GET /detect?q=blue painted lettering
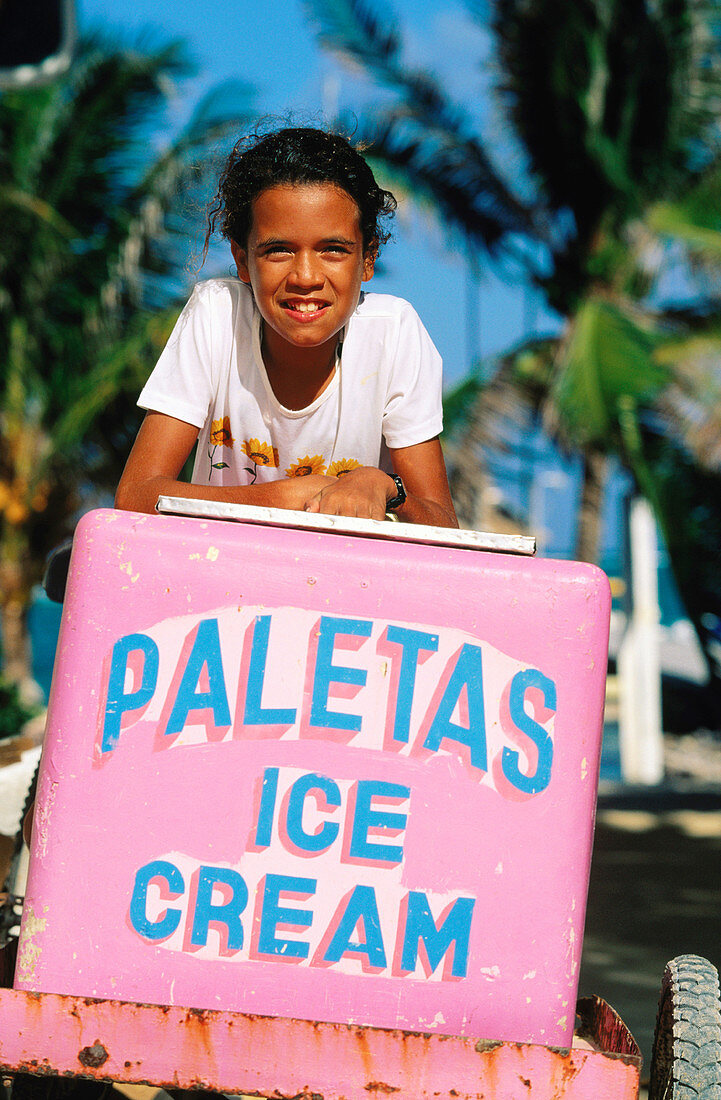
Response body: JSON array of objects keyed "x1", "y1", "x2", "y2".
[
  {"x1": 164, "y1": 619, "x2": 231, "y2": 736},
  {"x1": 423, "y1": 644, "x2": 488, "y2": 770},
  {"x1": 254, "y1": 766, "x2": 279, "y2": 848},
  {"x1": 244, "y1": 615, "x2": 297, "y2": 727},
  {"x1": 102, "y1": 633, "x2": 159, "y2": 753},
  {"x1": 286, "y1": 773, "x2": 341, "y2": 853},
  {"x1": 323, "y1": 885, "x2": 387, "y2": 967},
  {"x1": 401, "y1": 893, "x2": 475, "y2": 977},
  {"x1": 129, "y1": 859, "x2": 183, "y2": 940},
  {"x1": 349, "y1": 780, "x2": 409, "y2": 864},
  {"x1": 502, "y1": 669, "x2": 556, "y2": 793},
  {"x1": 190, "y1": 866, "x2": 248, "y2": 951},
  {"x1": 257, "y1": 874, "x2": 316, "y2": 959},
  {"x1": 383, "y1": 625, "x2": 439, "y2": 743},
  {"x1": 310, "y1": 616, "x2": 372, "y2": 732}
]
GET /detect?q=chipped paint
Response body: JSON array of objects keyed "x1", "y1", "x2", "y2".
[
  {"x1": 119, "y1": 562, "x2": 139, "y2": 583},
  {"x1": 0, "y1": 988, "x2": 640, "y2": 1099},
  {"x1": 33, "y1": 781, "x2": 58, "y2": 859},
  {"x1": 14, "y1": 905, "x2": 48, "y2": 983},
  {"x1": 78, "y1": 1042, "x2": 109, "y2": 1069},
  {"x1": 206, "y1": 546, "x2": 219, "y2": 561}
]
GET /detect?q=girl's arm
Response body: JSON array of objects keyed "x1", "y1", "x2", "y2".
[
  {"x1": 388, "y1": 437, "x2": 458, "y2": 528},
  {"x1": 303, "y1": 438, "x2": 458, "y2": 528},
  {"x1": 115, "y1": 411, "x2": 333, "y2": 514}
]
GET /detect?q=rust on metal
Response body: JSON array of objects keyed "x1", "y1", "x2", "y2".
[
  {"x1": 474, "y1": 1039, "x2": 503, "y2": 1053},
  {"x1": 77, "y1": 1042, "x2": 109, "y2": 1069},
  {"x1": 0, "y1": 988, "x2": 642, "y2": 1099},
  {"x1": 575, "y1": 996, "x2": 641, "y2": 1062}
]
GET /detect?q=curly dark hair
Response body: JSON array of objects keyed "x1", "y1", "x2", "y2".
[{"x1": 205, "y1": 126, "x2": 396, "y2": 260}]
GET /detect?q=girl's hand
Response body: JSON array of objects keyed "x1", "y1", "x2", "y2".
[
  {"x1": 277, "y1": 474, "x2": 336, "y2": 511},
  {"x1": 304, "y1": 467, "x2": 394, "y2": 520}
]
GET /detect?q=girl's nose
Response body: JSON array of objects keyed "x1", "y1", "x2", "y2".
[{"x1": 289, "y1": 251, "x2": 323, "y2": 288}]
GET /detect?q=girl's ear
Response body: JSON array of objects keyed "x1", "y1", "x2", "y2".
[
  {"x1": 230, "y1": 239, "x2": 251, "y2": 283},
  {"x1": 362, "y1": 244, "x2": 377, "y2": 282}
]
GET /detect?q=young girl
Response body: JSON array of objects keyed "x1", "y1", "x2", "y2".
[{"x1": 116, "y1": 126, "x2": 458, "y2": 528}]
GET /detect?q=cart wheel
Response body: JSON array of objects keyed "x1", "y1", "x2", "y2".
[{"x1": 649, "y1": 954, "x2": 721, "y2": 1100}]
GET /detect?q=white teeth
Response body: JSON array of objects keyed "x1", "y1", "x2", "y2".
[{"x1": 292, "y1": 301, "x2": 323, "y2": 312}]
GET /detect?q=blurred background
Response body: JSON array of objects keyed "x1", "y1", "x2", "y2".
[{"x1": 1, "y1": 0, "x2": 721, "y2": 1068}]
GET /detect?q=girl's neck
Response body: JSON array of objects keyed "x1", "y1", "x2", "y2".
[{"x1": 261, "y1": 325, "x2": 340, "y2": 411}]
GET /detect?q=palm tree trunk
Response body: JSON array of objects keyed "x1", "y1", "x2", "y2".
[{"x1": 576, "y1": 447, "x2": 608, "y2": 563}]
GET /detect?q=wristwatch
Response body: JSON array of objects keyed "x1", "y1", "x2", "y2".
[{"x1": 386, "y1": 474, "x2": 407, "y2": 511}]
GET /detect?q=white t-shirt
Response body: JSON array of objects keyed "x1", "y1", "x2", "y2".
[{"x1": 138, "y1": 279, "x2": 443, "y2": 485}]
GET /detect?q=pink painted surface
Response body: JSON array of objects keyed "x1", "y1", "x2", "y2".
[
  {"x1": 0, "y1": 988, "x2": 641, "y2": 1099},
  {"x1": 15, "y1": 508, "x2": 611, "y2": 1048}
]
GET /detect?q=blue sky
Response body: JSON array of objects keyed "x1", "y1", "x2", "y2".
[{"x1": 78, "y1": 0, "x2": 561, "y2": 388}]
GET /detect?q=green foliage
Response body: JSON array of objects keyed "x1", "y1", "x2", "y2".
[
  {"x1": 648, "y1": 167, "x2": 721, "y2": 263},
  {"x1": 0, "y1": 34, "x2": 255, "y2": 685},
  {"x1": 303, "y1": 0, "x2": 533, "y2": 257},
  {"x1": 0, "y1": 676, "x2": 39, "y2": 742},
  {"x1": 552, "y1": 297, "x2": 669, "y2": 447},
  {"x1": 641, "y1": 426, "x2": 721, "y2": 709},
  {"x1": 306, "y1": 0, "x2": 721, "y2": 310},
  {"x1": 0, "y1": 34, "x2": 254, "y2": 581},
  {"x1": 442, "y1": 372, "x2": 485, "y2": 434},
  {"x1": 309, "y1": 0, "x2": 721, "y2": 699}
]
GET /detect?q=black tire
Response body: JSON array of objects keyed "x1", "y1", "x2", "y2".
[{"x1": 649, "y1": 954, "x2": 721, "y2": 1100}]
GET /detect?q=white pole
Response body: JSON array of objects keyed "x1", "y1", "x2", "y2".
[{"x1": 617, "y1": 496, "x2": 664, "y2": 784}]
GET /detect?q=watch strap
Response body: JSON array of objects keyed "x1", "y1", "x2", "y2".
[{"x1": 386, "y1": 474, "x2": 407, "y2": 511}]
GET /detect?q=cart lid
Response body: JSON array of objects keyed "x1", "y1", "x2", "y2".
[{"x1": 156, "y1": 495, "x2": 537, "y2": 555}]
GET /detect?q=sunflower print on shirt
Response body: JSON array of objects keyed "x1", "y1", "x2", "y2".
[
  {"x1": 327, "y1": 458, "x2": 362, "y2": 478},
  {"x1": 208, "y1": 417, "x2": 234, "y2": 477},
  {"x1": 242, "y1": 438, "x2": 280, "y2": 484},
  {"x1": 286, "y1": 455, "x2": 327, "y2": 478}
]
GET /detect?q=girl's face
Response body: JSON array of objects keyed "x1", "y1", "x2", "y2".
[{"x1": 231, "y1": 182, "x2": 375, "y2": 365}]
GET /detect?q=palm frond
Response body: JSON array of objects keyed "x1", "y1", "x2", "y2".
[
  {"x1": 550, "y1": 296, "x2": 668, "y2": 448},
  {"x1": 305, "y1": 0, "x2": 533, "y2": 254},
  {"x1": 0, "y1": 35, "x2": 258, "y2": 573},
  {"x1": 653, "y1": 325, "x2": 721, "y2": 470},
  {"x1": 305, "y1": 0, "x2": 400, "y2": 73}
]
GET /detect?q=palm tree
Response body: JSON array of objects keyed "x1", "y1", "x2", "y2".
[
  {"x1": 306, "y1": 0, "x2": 720, "y2": 530},
  {"x1": 305, "y1": 0, "x2": 721, "y2": 710},
  {"x1": 0, "y1": 35, "x2": 254, "y2": 696}
]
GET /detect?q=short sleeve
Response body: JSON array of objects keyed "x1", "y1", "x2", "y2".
[
  {"x1": 381, "y1": 302, "x2": 444, "y2": 449},
  {"x1": 137, "y1": 283, "x2": 217, "y2": 429}
]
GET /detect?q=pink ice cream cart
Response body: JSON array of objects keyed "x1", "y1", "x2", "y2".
[{"x1": 1, "y1": 502, "x2": 718, "y2": 1098}]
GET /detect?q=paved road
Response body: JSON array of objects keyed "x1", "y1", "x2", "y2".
[{"x1": 579, "y1": 786, "x2": 721, "y2": 1074}]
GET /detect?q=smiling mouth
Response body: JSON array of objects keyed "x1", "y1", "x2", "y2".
[{"x1": 283, "y1": 300, "x2": 329, "y2": 314}]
